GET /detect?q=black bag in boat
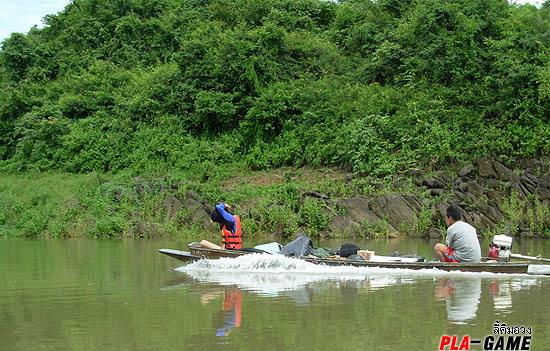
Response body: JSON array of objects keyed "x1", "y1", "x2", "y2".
[
  {"x1": 281, "y1": 235, "x2": 313, "y2": 257},
  {"x1": 338, "y1": 243, "x2": 360, "y2": 258}
]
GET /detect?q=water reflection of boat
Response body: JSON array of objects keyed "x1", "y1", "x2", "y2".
[
  {"x1": 165, "y1": 255, "x2": 545, "y2": 339},
  {"x1": 488, "y1": 277, "x2": 539, "y2": 313},
  {"x1": 159, "y1": 246, "x2": 550, "y2": 275},
  {"x1": 434, "y1": 276, "x2": 540, "y2": 323},
  {"x1": 435, "y1": 277, "x2": 481, "y2": 323}
]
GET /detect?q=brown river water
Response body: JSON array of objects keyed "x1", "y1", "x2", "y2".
[{"x1": 1, "y1": 238, "x2": 550, "y2": 350}]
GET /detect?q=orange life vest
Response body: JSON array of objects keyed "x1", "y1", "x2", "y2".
[{"x1": 222, "y1": 215, "x2": 242, "y2": 250}]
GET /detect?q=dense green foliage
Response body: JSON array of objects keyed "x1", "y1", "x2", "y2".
[{"x1": 0, "y1": 0, "x2": 548, "y2": 176}]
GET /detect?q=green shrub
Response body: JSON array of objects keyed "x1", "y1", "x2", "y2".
[
  {"x1": 12, "y1": 105, "x2": 70, "y2": 171},
  {"x1": 526, "y1": 197, "x2": 550, "y2": 237},
  {"x1": 500, "y1": 192, "x2": 523, "y2": 235},
  {"x1": 298, "y1": 197, "x2": 333, "y2": 234}
]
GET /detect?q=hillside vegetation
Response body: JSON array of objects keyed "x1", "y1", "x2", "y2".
[
  {"x1": 1, "y1": 0, "x2": 548, "y2": 175},
  {"x1": 0, "y1": 0, "x2": 549, "y2": 238}
]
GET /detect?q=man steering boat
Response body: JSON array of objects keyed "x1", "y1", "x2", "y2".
[{"x1": 434, "y1": 205, "x2": 481, "y2": 263}]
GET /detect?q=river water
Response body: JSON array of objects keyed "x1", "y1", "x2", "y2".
[{"x1": 1, "y1": 238, "x2": 550, "y2": 350}]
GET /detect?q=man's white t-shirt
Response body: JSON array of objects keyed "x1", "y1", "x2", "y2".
[{"x1": 446, "y1": 221, "x2": 481, "y2": 263}]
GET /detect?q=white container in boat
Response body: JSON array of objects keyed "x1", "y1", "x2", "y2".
[
  {"x1": 358, "y1": 250, "x2": 374, "y2": 261},
  {"x1": 493, "y1": 235, "x2": 513, "y2": 248}
]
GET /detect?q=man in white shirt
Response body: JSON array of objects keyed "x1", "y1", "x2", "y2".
[{"x1": 434, "y1": 205, "x2": 481, "y2": 263}]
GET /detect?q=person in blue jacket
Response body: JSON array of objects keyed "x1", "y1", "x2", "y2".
[{"x1": 200, "y1": 203, "x2": 243, "y2": 250}]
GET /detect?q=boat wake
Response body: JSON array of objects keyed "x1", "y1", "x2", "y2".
[
  {"x1": 173, "y1": 254, "x2": 541, "y2": 301},
  {"x1": 178, "y1": 254, "x2": 416, "y2": 295},
  {"x1": 176, "y1": 253, "x2": 535, "y2": 277}
]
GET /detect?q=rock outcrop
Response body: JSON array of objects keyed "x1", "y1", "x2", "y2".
[
  {"x1": 328, "y1": 157, "x2": 549, "y2": 237},
  {"x1": 124, "y1": 157, "x2": 549, "y2": 238}
]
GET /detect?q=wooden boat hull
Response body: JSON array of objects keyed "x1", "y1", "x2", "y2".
[
  {"x1": 159, "y1": 249, "x2": 201, "y2": 262},
  {"x1": 159, "y1": 246, "x2": 550, "y2": 275}
]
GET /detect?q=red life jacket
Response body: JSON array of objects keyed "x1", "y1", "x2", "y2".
[{"x1": 222, "y1": 215, "x2": 242, "y2": 250}]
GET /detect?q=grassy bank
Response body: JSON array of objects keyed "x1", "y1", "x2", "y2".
[
  {"x1": 2, "y1": 164, "x2": 548, "y2": 239},
  {"x1": 0, "y1": 167, "x2": 349, "y2": 239}
]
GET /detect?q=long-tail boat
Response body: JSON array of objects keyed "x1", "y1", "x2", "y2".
[{"x1": 159, "y1": 243, "x2": 550, "y2": 275}]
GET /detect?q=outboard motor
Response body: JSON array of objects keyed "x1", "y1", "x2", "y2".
[{"x1": 489, "y1": 235, "x2": 513, "y2": 262}]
